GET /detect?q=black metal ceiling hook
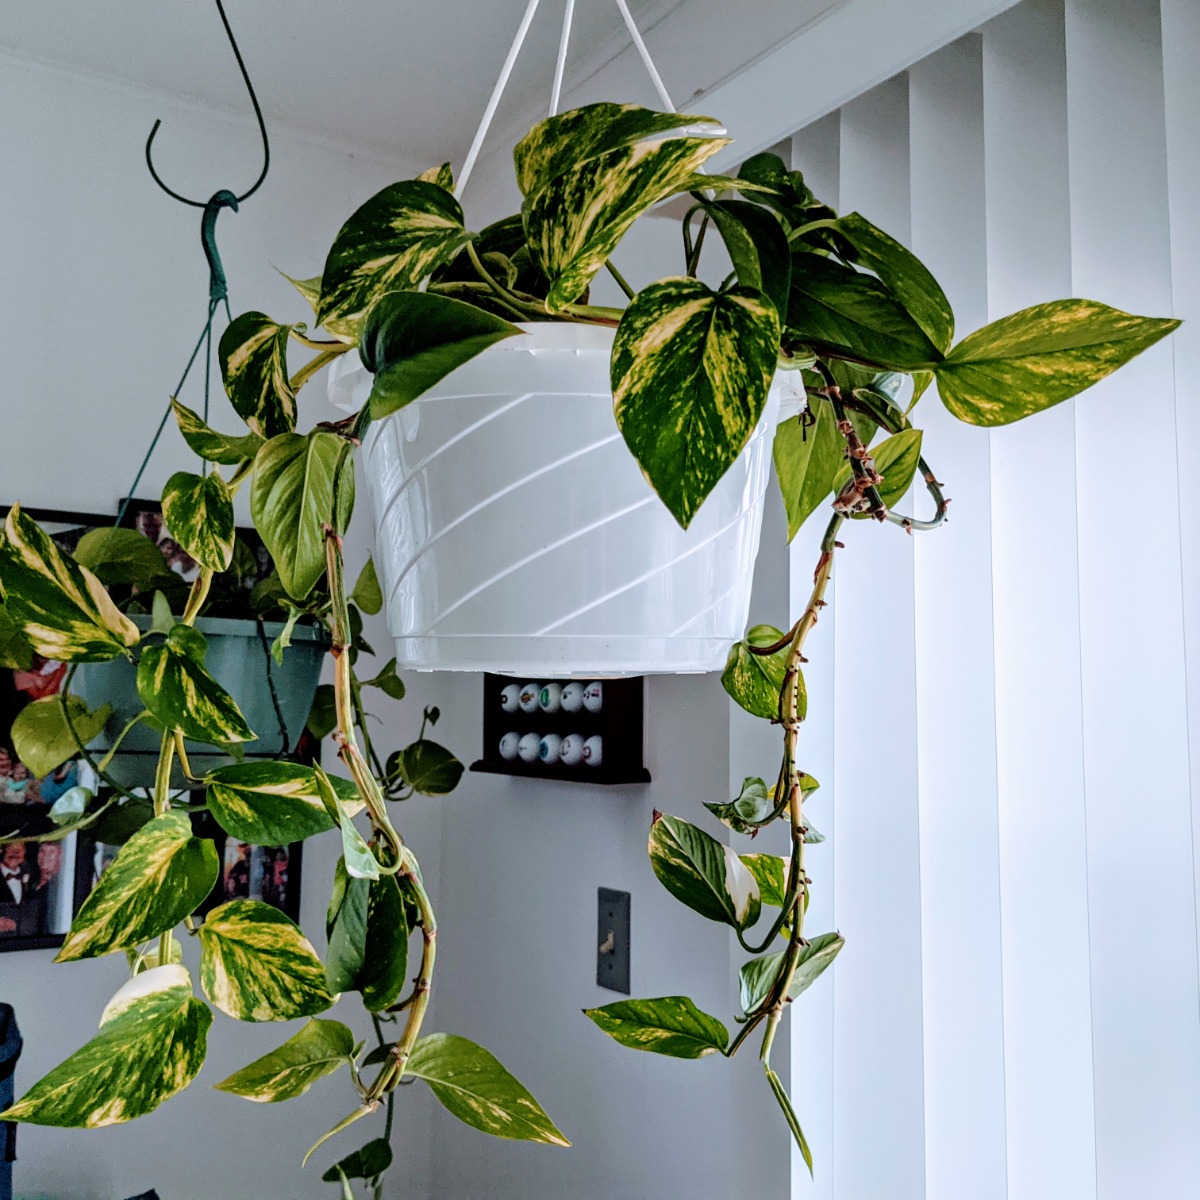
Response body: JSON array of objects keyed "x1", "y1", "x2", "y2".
[{"x1": 144, "y1": 0, "x2": 271, "y2": 208}]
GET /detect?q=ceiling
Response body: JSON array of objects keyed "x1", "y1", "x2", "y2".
[{"x1": 0, "y1": 0, "x2": 838, "y2": 164}]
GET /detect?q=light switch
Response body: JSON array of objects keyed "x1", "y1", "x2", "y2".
[{"x1": 597, "y1": 887, "x2": 630, "y2": 994}]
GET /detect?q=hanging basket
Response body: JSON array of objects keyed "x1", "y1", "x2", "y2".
[
  {"x1": 73, "y1": 615, "x2": 328, "y2": 788},
  {"x1": 330, "y1": 322, "x2": 800, "y2": 676}
]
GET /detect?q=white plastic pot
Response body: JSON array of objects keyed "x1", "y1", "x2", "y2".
[{"x1": 329, "y1": 322, "x2": 800, "y2": 676}]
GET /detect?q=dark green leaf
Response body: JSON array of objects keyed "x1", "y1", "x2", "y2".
[
  {"x1": 406, "y1": 1033, "x2": 570, "y2": 1146},
  {"x1": 360, "y1": 290, "x2": 521, "y2": 418},
  {"x1": 219, "y1": 311, "x2": 297, "y2": 439},
  {"x1": 0, "y1": 602, "x2": 33, "y2": 669},
  {"x1": 706, "y1": 199, "x2": 791, "y2": 319},
  {"x1": 251, "y1": 431, "x2": 354, "y2": 600},
  {"x1": 934, "y1": 299, "x2": 1180, "y2": 426},
  {"x1": 773, "y1": 399, "x2": 843, "y2": 541},
  {"x1": 171, "y1": 398, "x2": 265, "y2": 465},
  {"x1": 322, "y1": 1138, "x2": 394, "y2": 1183},
  {"x1": 396, "y1": 739, "x2": 464, "y2": 796},
  {"x1": 361, "y1": 656, "x2": 405, "y2": 701},
  {"x1": 648, "y1": 812, "x2": 760, "y2": 930},
  {"x1": 612, "y1": 279, "x2": 780, "y2": 528},
  {"x1": 136, "y1": 624, "x2": 255, "y2": 745},
  {"x1": 0, "y1": 504, "x2": 140, "y2": 662},
  {"x1": 161, "y1": 471, "x2": 235, "y2": 572},
  {"x1": 306, "y1": 683, "x2": 337, "y2": 739},
  {"x1": 325, "y1": 866, "x2": 368, "y2": 995},
  {"x1": 360, "y1": 874, "x2": 409, "y2": 1012},
  {"x1": 584, "y1": 996, "x2": 728, "y2": 1059},
  {"x1": 0, "y1": 965, "x2": 210, "y2": 1127},
  {"x1": 349, "y1": 557, "x2": 383, "y2": 615},
  {"x1": 787, "y1": 253, "x2": 941, "y2": 370},
  {"x1": 318, "y1": 181, "x2": 473, "y2": 342},
  {"x1": 56, "y1": 812, "x2": 219, "y2": 960}
]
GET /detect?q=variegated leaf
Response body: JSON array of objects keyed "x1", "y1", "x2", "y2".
[
  {"x1": 513, "y1": 101, "x2": 721, "y2": 197},
  {"x1": 722, "y1": 624, "x2": 802, "y2": 721},
  {"x1": 11, "y1": 693, "x2": 110, "y2": 778},
  {"x1": 0, "y1": 504, "x2": 139, "y2": 661},
  {"x1": 648, "y1": 812, "x2": 760, "y2": 931},
  {"x1": 72, "y1": 527, "x2": 175, "y2": 590},
  {"x1": 787, "y1": 252, "x2": 942, "y2": 370},
  {"x1": 161, "y1": 471, "x2": 235, "y2": 572},
  {"x1": 279, "y1": 270, "x2": 321, "y2": 314},
  {"x1": 218, "y1": 311, "x2": 297, "y2": 438},
  {"x1": 584, "y1": 996, "x2": 729, "y2": 1059},
  {"x1": 206, "y1": 760, "x2": 363, "y2": 845},
  {"x1": 56, "y1": 812, "x2": 218, "y2": 961},
  {"x1": 0, "y1": 966, "x2": 210, "y2": 1128},
  {"x1": 525, "y1": 136, "x2": 727, "y2": 311},
  {"x1": 199, "y1": 899, "x2": 332, "y2": 1021},
  {"x1": 934, "y1": 299, "x2": 1180, "y2": 426},
  {"x1": 171, "y1": 398, "x2": 264, "y2": 465},
  {"x1": 612, "y1": 278, "x2": 779, "y2": 527},
  {"x1": 406, "y1": 1033, "x2": 570, "y2": 1146},
  {"x1": 738, "y1": 932, "x2": 844, "y2": 1014},
  {"x1": 774, "y1": 398, "x2": 843, "y2": 541},
  {"x1": 360, "y1": 289, "x2": 521, "y2": 418},
  {"x1": 835, "y1": 213, "x2": 954, "y2": 352},
  {"x1": 315, "y1": 766, "x2": 379, "y2": 880},
  {"x1": 251, "y1": 431, "x2": 354, "y2": 601},
  {"x1": 740, "y1": 853, "x2": 789, "y2": 909},
  {"x1": 136, "y1": 624, "x2": 255, "y2": 745},
  {"x1": 393, "y1": 738, "x2": 464, "y2": 796},
  {"x1": 215, "y1": 1017, "x2": 355, "y2": 1103},
  {"x1": 417, "y1": 162, "x2": 453, "y2": 190},
  {"x1": 831, "y1": 427, "x2": 923, "y2": 511},
  {"x1": 0, "y1": 601, "x2": 33, "y2": 669},
  {"x1": 317, "y1": 181, "x2": 474, "y2": 342}
]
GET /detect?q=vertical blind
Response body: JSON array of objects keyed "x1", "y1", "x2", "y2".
[{"x1": 786, "y1": 1, "x2": 1200, "y2": 1196}]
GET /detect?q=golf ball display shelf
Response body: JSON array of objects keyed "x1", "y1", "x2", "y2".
[{"x1": 470, "y1": 673, "x2": 650, "y2": 785}]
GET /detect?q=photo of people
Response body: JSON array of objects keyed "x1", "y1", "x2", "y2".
[
  {"x1": 220, "y1": 838, "x2": 297, "y2": 917},
  {"x1": 0, "y1": 836, "x2": 76, "y2": 940}
]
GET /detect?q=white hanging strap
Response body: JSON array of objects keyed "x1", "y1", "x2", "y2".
[
  {"x1": 549, "y1": 0, "x2": 576, "y2": 117},
  {"x1": 455, "y1": 0, "x2": 544, "y2": 199},
  {"x1": 612, "y1": 0, "x2": 675, "y2": 112}
]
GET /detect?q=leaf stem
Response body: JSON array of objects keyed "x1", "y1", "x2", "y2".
[
  {"x1": 604, "y1": 259, "x2": 636, "y2": 301},
  {"x1": 465, "y1": 242, "x2": 543, "y2": 321}
]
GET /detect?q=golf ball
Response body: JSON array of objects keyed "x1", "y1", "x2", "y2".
[
  {"x1": 538, "y1": 733, "x2": 563, "y2": 764},
  {"x1": 518, "y1": 683, "x2": 540, "y2": 713},
  {"x1": 517, "y1": 732, "x2": 541, "y2": 762},
  {"x1": 582, "y1": 735, "x2": 603, "y2": 767},
  {"x1": 539, "y1": 682, "x2": 562, "y2": 713},
  {"x1": 498, "y1": 731, "x2": 520, "y2": 760},
  {"x1": 560, "y1": 733, "x2": 585, "y2": 765},
  {"x1": 561, "y1": 681, "x2": 585, "y2": 713},
  {"x1": 582, "y1": 681, "x2": 604, "y2": 713},
  {"x1": 500, "y1": 683, "x2": 521, "y2": 712}
]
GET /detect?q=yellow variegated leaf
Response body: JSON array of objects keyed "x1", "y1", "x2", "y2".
[
  {"x1": 278, "y1": 270, "x2": 322, "y2": 315},
  {"x1": 161, "y1": 470, "x2": 235, "y2": 572},
  {"x1": 0, "y1": 965, "x2": 210, "y2": 1128},
  {"x1": 934, "y1": 299, "x2": 1180, "y2": 426},
  {"x1": 219, "y1": 311, "x2": 297, "y2": 439},
  {"x1": 417, "y1": 162, "x2": 453, "y2": 190},
  {"x1": 215, "y1": 1017, "x2": 355, "y2": 1102},
  {"x1": 612, "y1": 278, "x2": 780, "y2": 528},
  {"x1": 513, "y1": 101, "x2": 721, "y2": 197},
  {"x1": 524, "y1": 136, "x2": 728, "y2": 311},
  {"x1": 171, "y1": 398, "x2": 264, "y2": 465},
  {"x1": 199, "y1": 899, "x2": 333, "y2": 1022},
  {"x1": 584, "y1": 996, "x2": 729, "y2": 1059},
  {"x1": 317, "y1": 181, "x2": 473, "y2": 342},
  {"x1": 136, "y1": 624, "x2": 255, "y2": 745},
  {"x1": 0, "y1": 504, "x2": 139, "y2": 662},
  {"x1": 56, "y1": 814, "x2": 219, "y2": 961},
  {"x1": 648, "y1": 812, "x2": 760, "y2": 930},
  {"x1": 11, "y1": 693, "x2": 110, "y2": 778}
]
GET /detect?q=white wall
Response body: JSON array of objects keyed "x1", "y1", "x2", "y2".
[{"x1": 0, "y1": 52, "x2": 446, "y2": 1200}]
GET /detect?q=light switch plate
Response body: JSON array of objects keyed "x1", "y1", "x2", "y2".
[{"x1": 597, "y1": 887, "x2": 631, "y2": 993}]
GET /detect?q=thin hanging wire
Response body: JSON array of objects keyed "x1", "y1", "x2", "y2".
[
  {"x1": 612, "y1": 0, "x2": 675, "y2": 111},
  {"x1": 144, "y1": 0, "x2": 270, "y2": 206},
  {"x1": 549, "y1": 0, "x2": 576, "y2": 117}
]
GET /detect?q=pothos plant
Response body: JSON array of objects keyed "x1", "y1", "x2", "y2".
[{"x1": 0, "y1": 98, "x2": 1176, "y2": 1188}]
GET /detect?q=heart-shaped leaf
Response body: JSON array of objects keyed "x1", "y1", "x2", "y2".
[
  {"x1": 218, "y1": 311, "x2": 297, "y2": 439},
  {"x1": 206, "y1": 760, "x2": 362, "y2": 845},
  {"x1": 251, "y1": 431, "x2": 354, "y2": 601},
  {"x1": 171, "y1": 399, "x2": 265, "y2": 465},
  {"x1": 705, "y1": 199, "x2": 791, "y2": 319},
  {"x1": 722, "y1": 624, "x2": 803, "y2": 721},
  {"x1": 136, "y1": 624, "x2": 255, "y2": 745},
  {"x1": 773, "y1": 399, "x2": 844, "y2": 541},
  {"x1": 0, "y1": 965, "x2": 211, "y2": 1127},
  {"x1": 72, "y1": 527, "x2": 175, "y2": 590},
  {"x1": 0, "y1": 504, "x2": 139, "y2": 662},
  {"x1": 738, "y1": 932, "x2": 844, "y2": 1013},
  {"x1": 349, "y1": 556, "x2": 382, "y2": 615},
  {"x1": 360, "y1": 290, "x2": 521, "y2": 418},
  {"x1": 215, "y1": 1017, "x2": 355, "y2": 1103},
  {"x1": 11, "y1": 693, "x2": 110, "y2": 779},
  {"x1": 406, "y1": 1033, "x2": 569, "y2": 1146},
  {"x1": 56, "y1": 812, "x2": 219, "y2": 960},
  {"x1": 934, "y1": 299, "x2": 1179, "y2": 426},
  {"x1": 584, "y1": 996, "x2": 728, "y2": 1059},
  {"x1": 321, "y1": 1138, "x2": 394, "y2": 1184},
  {"x1": 318, "y1": 181, "x2": 474, "y2": 342},
  {"x1": 648, "y1": 812, "x2": 760, "y2": 930},
  {"x1": 199, "y1": 899, "x2": 332, "y2": 1022},
  {"x1": 740, "y1": 853, "x2": 789, "y2": 909},
  {"x1": 612, "y1": 279, "x2": 780, "y2": 528},
  {"x1": 394, "y1": 739, "x2": 464, "y2": 796},
  {"x1": 161, "y1": 471, "x2": 235, "y2": 572}
]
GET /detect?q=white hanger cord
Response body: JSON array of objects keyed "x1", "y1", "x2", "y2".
[
  {"x1": 454, "y1": 0, "x2": 543, "y2": 199},
  {"x1": 611, "y1": 0, "x2": 675, "y2": 112},
  {"x1": 549, "y1": 0, "x2": 576, "y2": 117}
]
